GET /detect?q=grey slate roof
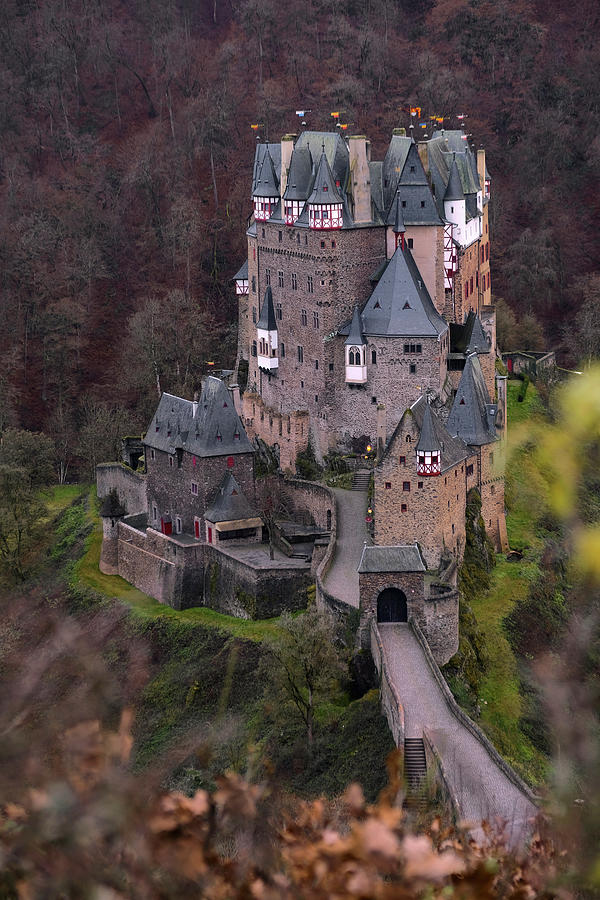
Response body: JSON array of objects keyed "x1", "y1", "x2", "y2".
[
  {"x1": 283, "y1": 146, "x2": 313, "y2": 201},
  {"x1": 384, "y1": 143, "x2": 442, "y2": 227},
  {"x1": 252, "y1": 143, "x2": 281, "y2": 196},
  {"x1": 444, "y1": 158, "x2": 464, "y2": 201},
  {"x1": 415, "y1": 403, "x2": 441, "y2": 453},
  {"x1": 345, "y1": 305, "x2": 365, "y2": 346},
  {"x1": 425, "y1": 131, "x2": 482, "y2": 220},
  {"x1": 409, "y1": 396, "x2": 469, "y2": 471},
  {"x1": 144, "y1": 377, "x2": 253, "y2": 458},
  {"x1": 450, "y1": 311, "x2": 490, "y2": 355},
  {"x1": 307, "y1": 150, "x2": 344, "y2": 205},
  {"x1": 447, "y1": 354, "x2": 497, "y2": 446},
  {"x1": 382, "y1": 133, "x2": 412, "y2": 209},
  {"x1": 386, "y1": 190, "x2": 406, "y2": 233},
  {"x1": 358, "y1": 543, "x2": 426, "y2": 573},
  {"x1": 294, "y1": 131, "x2": 349, "y2": 189},
  {"x1": 252, "y1": 146, "x2": 280, "y2": 198},
  {"x1": 357, "y1": 247, "x2": 448, "y2": 338},
  {"x1": 257, "y1": 285, "x2": 277, "y2": 331},
  {"x1": 204, "y1": 473, "x2": 259, "y2": 525},
  {"x1": 233, "y1": 260, "x2": 248, "y2": 281}
]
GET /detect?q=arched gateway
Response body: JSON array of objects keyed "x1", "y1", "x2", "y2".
[{"x1": 376, "y1": 587, "x2": 408, "y2": 623}]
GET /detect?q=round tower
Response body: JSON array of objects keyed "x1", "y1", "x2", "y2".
[{"x1": 99, "y1": 488, "x2": 126, "y2": 576}]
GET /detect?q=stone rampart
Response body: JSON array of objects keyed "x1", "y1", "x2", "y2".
[
  {"x1": 422, "y1": 729, "x2": 460, "y2": 822},
  {"x1": 97, "y1": 463, "x2": 147, "y2": 514},
  {"x1": 370, "y1": 620, "x2": 405, "y2": 750}
]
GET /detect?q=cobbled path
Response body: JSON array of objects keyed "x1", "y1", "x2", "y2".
[{"x1": 323, "y1": 487, "x2": 370, "y2": 608}]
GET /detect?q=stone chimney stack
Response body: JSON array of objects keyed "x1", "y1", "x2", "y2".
[
  {"x1": 477, "y1": 148, "x2": 486, "y2": 191},
  {"x1": 192, "y1": 391, "x2": 199, "y2": 418},
  {"x1": 280, "y1": 134, "x2": 296, "y2": 199},
  {"x1": 348, "y1": 135, "x2": 372, "y2": 224}
]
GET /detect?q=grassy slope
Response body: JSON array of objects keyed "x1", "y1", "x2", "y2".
[
  {"x1": 72, "y1": 491, "x2": 394, "y2": 798},
  {"x1": 468, "y1": 380, "x2": 549, "y2": 786}
]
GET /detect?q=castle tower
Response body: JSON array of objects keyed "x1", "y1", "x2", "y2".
[
  {"x1": 253, "y1": 146, "x2": 280, "y2": 222},
  {"x1": 282, "y1": 143, "x2": 312, "y2": 224},
  {"x1": 443, "y1": 156, "x2": 466, "y2": 242},
  {"x1": 99, "y1": 489, "x2": 126, "y2": 575},
  {"x1": 387, "y1": 190, "x2": 406, "y2": 255},
  {"x1": 416, "y1": 403, "x2": 442, "y2": 476},
  {"x1": 307, "y1": 148, "x2": 343, "y2": 230},
  {"x1": 344, "y1": 306, "x2": 367, "y2": 384},
  {"x1": 256, "y1": 285, "x2": 278, "y2": 371}
]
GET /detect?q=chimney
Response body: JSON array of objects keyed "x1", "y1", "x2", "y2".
[
  {"x1": 192, "y1": 391, "x2": 199, "y2": 417},
  {"x1": 280, "y1": 134, "x2": 296, "y2": 199},
  {"x1": 348, "y1": 135, "x2": 372, "y2": 224},
  {"x1": 477, "y1": 148, "x2": 486, "y2": 191},
  {"x1": 230, "y1": 383, "x2": 242, "y2": 416}
]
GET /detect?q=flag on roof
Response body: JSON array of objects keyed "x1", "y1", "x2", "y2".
[
  {"x1": 410, "y1": 106, "x2": 422, "y2": 117},
  {"x1": 330, "y1": 111, "x2": 340, "y2": 118}
]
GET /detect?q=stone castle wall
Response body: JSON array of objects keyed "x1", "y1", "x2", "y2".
[{"x1": 96, "y1": 463, "x2": 147, "y2": 514}]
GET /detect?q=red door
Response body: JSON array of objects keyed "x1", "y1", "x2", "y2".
[
  {"x1": 207, "y1": 527, "x2": 213, "y2": 544},
  {"x1": 194, "y1": 520, "x2": 200, "y2": 539},
  {"x1": 161, "y1": 518, "x2": 172, "y2": 536}
]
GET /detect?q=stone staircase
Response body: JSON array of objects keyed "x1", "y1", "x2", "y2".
[
  {"x1": 404, "y1": 737, "x2": 427, "y2": 809},
  {"x1": 351, "y1": 469, "x2": 371, "y2": 491}
]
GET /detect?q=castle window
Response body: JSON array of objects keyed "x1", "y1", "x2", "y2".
[
  {"x1": 452, "y1": 523, "x2": 455, "y2": 534},
  {"x1": 153, "y1": 505, "x2": 157, "y2": 521},
  {"x1": 313, "y1": 311, "x2": 319, "y2": 328},
  {"x1": 321, "y1": 240, "x2": 325, "y2": 248},
  {"x1": 227, "y1": 456, "x2": 234, "y2": 468},
  {"x1": 401, "y1": 503, "x2": 407, "y2": 512},
  {"x1": 234, "y1": 431, "x2": 240, "y2": 441},
  {"x1": 420, "y1": 200, "x2": 425, "y2": 208},
  {"x1": 278, "y1": 270, "x2": 284, "y2": 287},
  {"x1": 301, "y1": 380, "x2": 304, "y2": 387},
  {"x1": 291, "y1": 273, "x2": 297, "y2": 290},
  {"x1": 418, "y1": 481, "x2": 423, "y2": 489},
  {"x1": 315, "y1": 359, "x2": 319, "y2": 370},
  {"x1": 280, "y1": 342, "x2": 285, "y2": 358},
  {"x1": 176, "y1": 517, "x2": 182, "y2": 534},
  {"x1": 332, "y1": 240, "x2": 336, "y2": 248},
  {"x1": 466, "y1": 464, "x2": 473, "y2": 476},
  {"x1": 150, "y1": 449, "x2": 155, "y2": 460},
  {"x1": 406, "y1": 435, "x2": 411, "y2": 443},
  {"x1": 410, "y1": 364, "x2": 417, "y2": 374},
  {"x1": 252, "y1": 307, "x2": 257, "y2": 323},
  {"x1": 216, "y1": 432, "x2": 222, "y2": 442},
  {"x1": 252, "y1": 276, "x2": 256, "y2": 292},
  {"x1": 491, "y1": 484, "x2": 495, "y2": 494},
  {"x1": 252, "y1": 340, "x2": 257, "y2": 357},
  {"x1": 278, "y1": 230, "x2": 282, "y2": 242},
  {"x1": 176, "y1": 448, "x2": 183, "y2": 469},
  {"x1": 486, "y1": 242, "x2": 489, "y2": 260},
  {"x1": 301, "y1": 308, "x2": 307, "y2": 326},
  {"x1": 262, "y1": 228, "x2": 265, "y2": 238},
  {"x1": 265, "y1": 268, "x2": 271, "y2": 285},
  {"x1": 403, "y1": 481, "x2": 410, "y2": 492},
  {"x1": 329, "y1": 362, "x2": 334, "y2": 371},
  {"x1": 490, "y1": 452, "x2": 494, "y2": 464},
  {"x1": 276, "y1": 302, "x2": 282, "y2": 320},
  {"x1": 315, "y1": 395, "x2": 318, "y2": 403},
  {"x1": 407, "y1": 238, "x2": 413, "y2": 249},
  {"x1": 371, "y1": 396, "x2": 377, "y2": 404},
  {"x1": 191, "y1": 482, "x2": 198, "y2": 495},
  {"x1": 169, "y1": 456, "x2": 173, "y2": 467},
  {"x1": 307, "y1": 275, "x2": 314, "y2": 293},
  {"x1": 402, "y1": 200, "x2": 407, "y2": 208},
  {"x1": 410, "y1": 165, "x2": 415, "y2": 173},
  {"x1": 372, "y1": 349, "x2": 377, "y2": 364},
  {"x1": 253, "y1": 247, "x2": 256, "y2": 260},
  {"x1": 399, "y1": 455, "x2": 406, "y2": 465},
  {"x1": 385, "y1": 482, "x2": 391, "y2": 490},
  {"x1": 297, "y1": 346, "x2": 304, "y2": 363}
]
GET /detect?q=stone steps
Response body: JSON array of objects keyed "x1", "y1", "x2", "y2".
[
  {"x1": 404, "y1": 737, "x2": 427, "y2": 809},
  {"x1": 351, "y1": 470, "x2": 371, "y2": 491}
]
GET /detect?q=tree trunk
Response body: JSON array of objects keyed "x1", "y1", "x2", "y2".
[{"x1": 210, "y1": 145, "x2": 218, "y2": 208}]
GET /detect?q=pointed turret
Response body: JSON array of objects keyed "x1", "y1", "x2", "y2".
[
  {"x1": 416, "y1": 403, "x2": 442, "y2": 476},
  {"x1": 444, "y1": 157, "x2": 464, "y2": 202},
  {"x1": 307, "y1": 149, "x2": 343, "y2": 230},
  {"x1": 447, "y1": 354, "x2": 497, "y2": 446},
  {"x1": 253, "y1": 147, "x2": 280, "y2": 221},
  {"x1": 283, "y1": 145, "x2": 312, "y2": 224},
  {"x1": 256, "y1": 286, "x2": 278, "y2": 371},
  {"x1": 344, "y1": 306, "x2": 367, "y2": 383},
  {"x1": 386, "y1": 189, "x2": 406, "y2": 252}
]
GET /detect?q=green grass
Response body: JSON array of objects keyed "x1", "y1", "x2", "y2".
[
  {"x1": 506, "y1": 378, "x2": 544, "y2": 427},
  {"x1": 45, "y1": 483, "x2": 86, "y2": 517},
  {"x1": 74, "y1": 511, "x2": 284, "y2": 642}
]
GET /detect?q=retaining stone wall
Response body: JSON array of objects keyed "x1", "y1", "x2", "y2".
[
  {"x1": 370, "y1": 621, "x2": 405, "y2": 750},
  {"x1": 96, "y1": 463, "x2": 147, "y2": 514}
]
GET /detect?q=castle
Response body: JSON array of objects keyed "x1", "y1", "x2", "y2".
[{"x1": 97, "y1": 125, "x2": 506, "y2": 666}]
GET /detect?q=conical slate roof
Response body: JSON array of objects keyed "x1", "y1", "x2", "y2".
[
  {"x1": 416, "y1": 403, "x2": 441, "y2": 453},
  {"x1": 447, "y1": 354, "x2": 497, "y2": 446},
  {"x1": 386, "y1": 190, "x2": 406, "y2": 233},
  {"x1": 253, "y1": 147, "x2": 280, "y2": 198},
  {"x1": 358, "y1": 246, "x2": 448, "y2": 338},
  {"x1": 444, "y1": 157, "x2": 464, "y2": 201},
  {"x1": 345, "y1": 305, "x2": 366, "y2": 346},
  {"x1": 204, "y1": 473, "x2": 259, "y2": 525},
  {"x1": 144, "y1": 377, "x2": 253, "y2": 458},
  {"x1": 381, "y1": 396, "x2": 469, "y2": 471},
  {"x1": 257, "y1": 285, "x2": 277, "y2": 331},
  {"x1": 465, "y1": 314, "x2": 490, "y2": 353},
  {"x1": 283, "y1": 146, "x2": 313, "y2": 201},
  {"x1": 307, "y1": 150, "x2": 344, "y2": 205},
  {"x1": 449, "y1": 311, "x2": 490, "y2": 355}
]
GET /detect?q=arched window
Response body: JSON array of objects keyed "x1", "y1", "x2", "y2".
[
  {"x1": 371, "y1": 349, "x2": 377, "y2": 364},
  {"x1": 349, "y1": 346, "x2": 361, "y2": 366}
]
